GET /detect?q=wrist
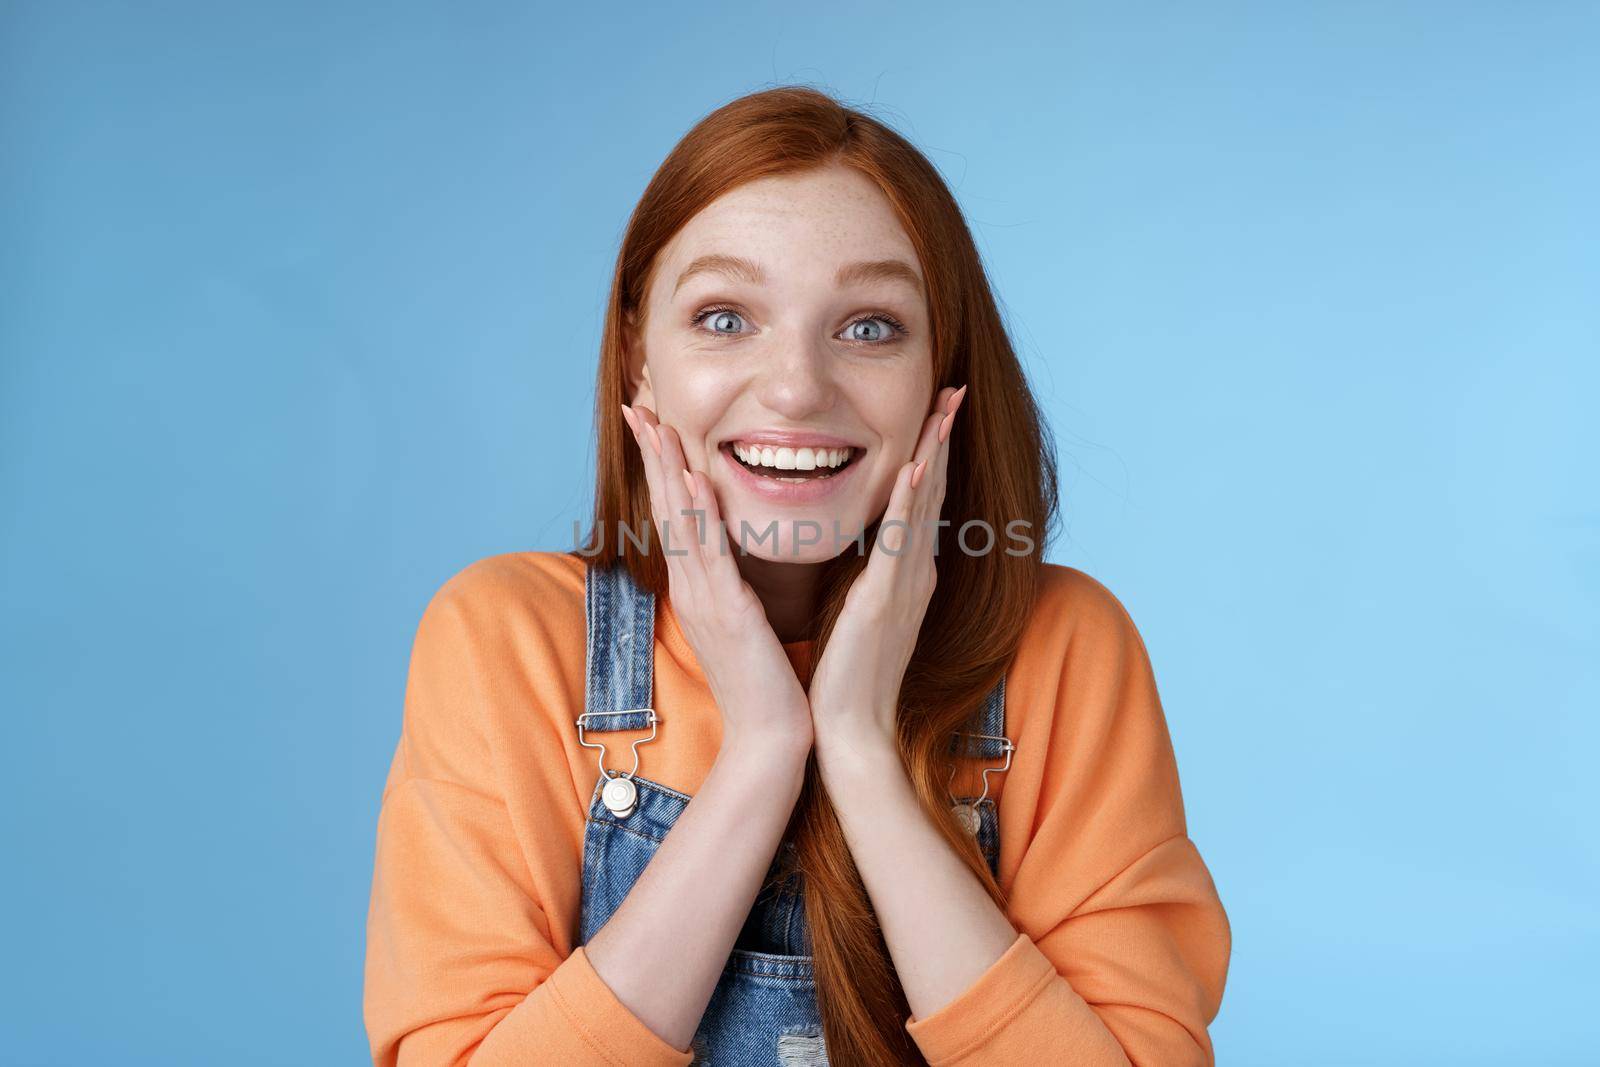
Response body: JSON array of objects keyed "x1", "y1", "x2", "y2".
[
  {"x1": 716, "y1": 729, "x2": 812, "y2": 775},
  {"x1": 815, "y1": 727, "x2": 903, "y2": 790}
]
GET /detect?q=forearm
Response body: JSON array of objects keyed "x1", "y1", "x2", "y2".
[
  {"x1": 820, "y1": 740, "x2": 1019, "y2": 1022},
  {"x1": 584, "y1": 735, "x2": 809, "y2": 1053}
]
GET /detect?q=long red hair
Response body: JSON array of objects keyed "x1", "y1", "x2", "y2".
[{"x1": 574, "y1": 85, "x2": 1059, "y2": 1066}]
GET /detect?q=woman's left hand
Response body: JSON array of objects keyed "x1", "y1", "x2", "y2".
[{"x1": 809, "y1": 383, "x2": 967, "y2": 779}]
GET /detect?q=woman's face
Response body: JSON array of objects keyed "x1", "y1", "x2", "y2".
[{"x1": 629, "y1": 163, "x2": 935, "y2": 564}]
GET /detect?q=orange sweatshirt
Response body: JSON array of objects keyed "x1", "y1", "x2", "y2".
[{"x1": 363, "y1": 551, "x2": 1231, "y2": 1065}]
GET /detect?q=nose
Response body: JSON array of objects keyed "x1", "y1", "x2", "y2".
[{"x1": 753, "y1": 335, "x2": 838, "y2": 420}]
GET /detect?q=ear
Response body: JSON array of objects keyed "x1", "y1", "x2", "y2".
[
  {"x1": 621, "y1": 308, "x2": 654, "y2": 408},
  {"x1": 633, "y1": 364, "x2": 656, "y2": 411}
]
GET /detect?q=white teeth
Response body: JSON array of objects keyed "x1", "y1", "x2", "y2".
[{"x1": 732, "y1": 442, "x2": 855, "y2": 471}]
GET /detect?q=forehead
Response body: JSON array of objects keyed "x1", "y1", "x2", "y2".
[{"x1": 653, "y1": 165, "x2": 922, "y2": 291}]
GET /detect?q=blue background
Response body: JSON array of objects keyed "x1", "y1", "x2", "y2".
[{"x1": 3, "y1": 2, "x2": 1595, "y2": 1063}]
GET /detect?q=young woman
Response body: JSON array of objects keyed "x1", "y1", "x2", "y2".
[{"x1": 365, "y1": 87, "x2": 1231, "y2": 1067}]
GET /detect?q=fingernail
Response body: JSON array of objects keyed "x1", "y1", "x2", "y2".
[
  {"x1": 948, "y1": 384, "x2": 968, "y2": 415},
  {"x1": 620, "y1": 404, "x2": 639, "y2": 434},
  {"x1": 681, "y1": 469, "x2": 697, "y2": 499},
  {"x1": 644, "y1": 422, "x2": 662, "y2": 455},
  {"x1": 938, "y1": 412, "x2": 954, "y2": 444},
  {"x1": 911, "y1": 459, "x2": 928, "y2": 489}
]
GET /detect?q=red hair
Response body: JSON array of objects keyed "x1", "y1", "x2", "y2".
[{"x1": 574, "y1": 85, "x2": 1059, "y2": 1066}]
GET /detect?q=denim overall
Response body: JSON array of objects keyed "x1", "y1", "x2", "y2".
[{"x1": 575, "y1": 561, "x2": 1011, "y2": 1066}]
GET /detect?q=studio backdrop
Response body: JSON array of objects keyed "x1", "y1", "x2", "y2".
[{"x1": 2, "y1": 3, "x2": 1595, "y2": 1064}]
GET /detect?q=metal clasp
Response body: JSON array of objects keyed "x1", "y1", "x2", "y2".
[
  {"x1": 947, "y1": 731, "x2": 1015, "y2": 835},
  {"x1": 576, "y1": 708, "x2": 658, "y2": 818}
]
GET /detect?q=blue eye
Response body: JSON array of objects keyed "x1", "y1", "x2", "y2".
[
  {"x1": 690, "y1": 305, "x2": 747, "y2": 336},
  {"x1": 842, "y1": 311, "x2": 909, "y2": 345},
  {"x1": 846, "y1": 317, "x2": 893, "y2": 342}
]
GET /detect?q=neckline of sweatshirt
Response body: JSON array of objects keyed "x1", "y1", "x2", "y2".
[{"x1": 655, "y1": 588, "x2": 817, "y2": 687}]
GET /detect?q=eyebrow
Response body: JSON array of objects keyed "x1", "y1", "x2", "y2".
[{"x1": 672, "y1": 254, "x2": 924, "y2": 296}]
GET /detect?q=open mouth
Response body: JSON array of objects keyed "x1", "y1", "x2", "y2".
[{"x1": 720, "y1": 442, "x2": 861, "y2": 482}]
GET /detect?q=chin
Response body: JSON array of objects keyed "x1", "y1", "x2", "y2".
[{"x1": 719, "y1": 505, "x2": 867, "y2": 564}]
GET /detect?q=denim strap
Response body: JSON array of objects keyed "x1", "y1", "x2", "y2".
[
  {"x1": 581, "y1": 561, "x2": 656, "y2": 731},
  {"x1": 949, "y1": 674, "x2": 1010, "y2": 758}
]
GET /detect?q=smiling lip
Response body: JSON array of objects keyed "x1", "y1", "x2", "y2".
[
  {"x1": 718, "y1": 441, "x2": 863, "y2": 505},
  {"x1": 718, "y1": 430, "x2": 864, "y2": 450}
]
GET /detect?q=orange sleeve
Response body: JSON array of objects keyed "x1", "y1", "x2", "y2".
[
  {"x1": 905, "y1": 575, "x2": 1232, "y2": 1065},
  {"x1": 362, "y1": 565, "x2": 694, "y2": 1067}
]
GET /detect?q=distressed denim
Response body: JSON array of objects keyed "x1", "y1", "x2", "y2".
[{"x1": 577, "y1": 561, "x2": 1006, "y2": 1066}]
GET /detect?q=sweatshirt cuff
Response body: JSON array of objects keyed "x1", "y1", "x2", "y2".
[
  {"x1": 545, "y1": 945, "x2": 695, "y2": 1066},
  {"x1": 903, "y1": 931, "x2": 1060, "y2": 1065}
]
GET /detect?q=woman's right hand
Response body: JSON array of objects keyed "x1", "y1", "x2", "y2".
[{"x1": 621, "y1": 404, "x2": 814, "y2": 759}]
